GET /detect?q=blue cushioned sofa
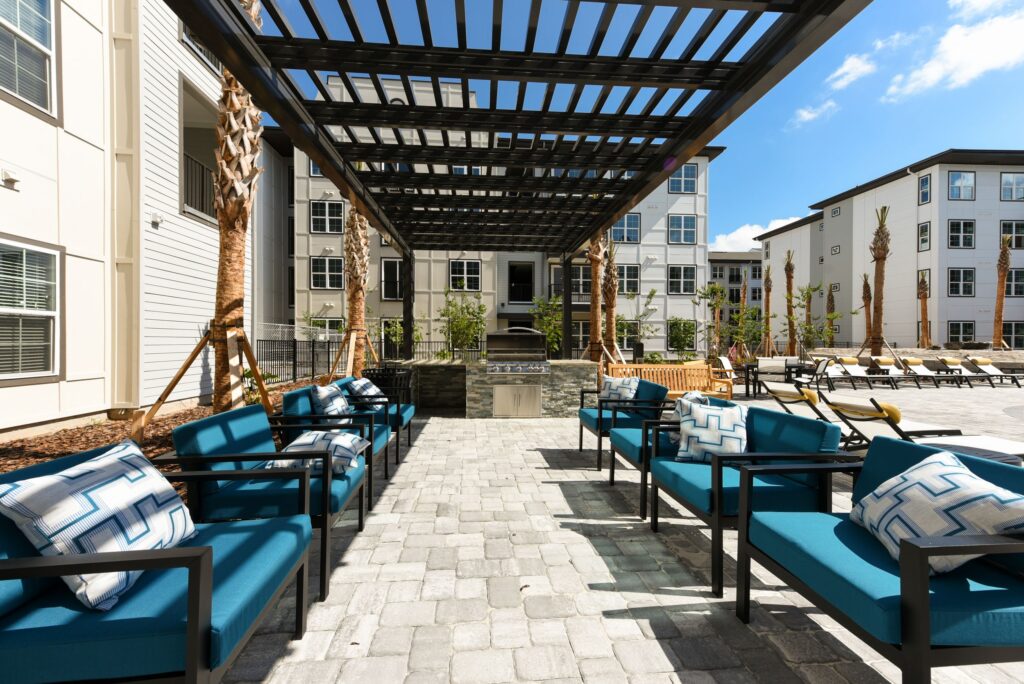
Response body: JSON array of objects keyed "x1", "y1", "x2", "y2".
[
  {"x1": 169, "y1": 404, "x2": 368, "y2": 602},
  {"x1": 578, "y1": 379, "x2": 672, "y2": 471},
  {"x1": 645, "y1": 407, "x2": 846, "y2": 597},
  {"x1": 735, "y1": 436, "x2": 1024, "y2": 684},
  {"x1": 0, "y1": 445, "x2": 311, "y2": 684}
]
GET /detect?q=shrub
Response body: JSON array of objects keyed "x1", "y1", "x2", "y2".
[
  {"x1": 962, "y1": 341, "x2": 989, "y2": 350},
  {"x1": 643, "y1": 352, "x2": 665, "y2": 364},
  {"x1": 943, "y1": 342, "x2": 962, "y2": 350}
]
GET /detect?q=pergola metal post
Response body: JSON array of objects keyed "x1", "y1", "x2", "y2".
[
  {"x1": 561, "y1": 255, "x2": 573, "y2": 361},
  {"x1": 401, "y1": 251, "x2": 415, "y2": 361}
]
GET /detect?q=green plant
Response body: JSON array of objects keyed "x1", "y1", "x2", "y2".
[
  {"x1": 642, "y1": 352, "x2": 665, "y2": 364},
  {"x1": 667, "y1": 317, "x2": 696, "y2": 359},
  {"x1": 723, "y1": 307, "x2": 762, "y2": 362},
  {"x1": 695, "y1": 283, "x2": 727, "y2": 355},
  {"x1": 241, "y1": 367, "x2": 279, "y2": 405},
  {"x1": 529, "y1": 295, "x2": 563, "y2": 355},
  {"x1": 382, "y1": 318, "x2": 423, "y2": 352},
  {"x1": 436, "y1": 289, "x2": 487, "y2": 359}
]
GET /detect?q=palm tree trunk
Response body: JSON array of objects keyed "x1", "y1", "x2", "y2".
[
  {"x1": 995, "y1": 235, "x2": 1011, "y2": 349},
  {"x1": 762, "y1": 267, "x2": 772, "y2": 356},
  {"x1": 212, "y1": 0, "x2": 263, "y2": 412},
  {"x1": 587, "y1": 239, "x2": 604, "y2": 364},
  {"x1": 346, "y1": 208, "x2": 370, "y2": 376},
  {"x1": 869, "y1": 207, "x2": 891, "y2": 356},
  {"x1": 602, "y1": 233, "x2": 617, "y2": 356},
  {"x1": 861, "y1": 273, "x2": 872, "y2": 348},
  {"x1": 784, "y1": 251, "x2": 796, "y2": 356}
]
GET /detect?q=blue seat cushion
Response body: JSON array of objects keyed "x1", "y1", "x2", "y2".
[
  {"x1": 650, "y1": 457, "x2": 819, "y2": 516},
  {"x1": 579, "y1": 408, "x2": 645, "y2": 434},
  {"x1": 632, "y1": 379, "x2": 669, "y2": 419},
  {"x1": 0, "y1": 516, "x2": 311, "y2": 683},
  {"x1": 171, "y1": 405, "x2": 277, "y2": 493},
  {"x1": 610, "y1": 428, "x2": 680, "y2": 464},
  {"x1": 359, "y1": 402, "x2": 416, "y2": 430},
  {"x1": 750, "y1": 511, "x2": 1024, "y2": 646},
  {"x1": 744, "y1": 407, "x2": 842, "y2": 487},
  {"x1": 201, "y1": 457, "x2": 365, "y2": 520}
]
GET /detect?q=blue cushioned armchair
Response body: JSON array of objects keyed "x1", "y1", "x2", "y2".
[
  {"x1": 578, "y1": 379, "x2": 672, "y2": 471},
  {"x1": 0, "y1": 445, "x2": 312, "y2": 684},
  {"x1": 169, "y1": 404, "x2": 369, "y2": 602},
  {"x1": 646, "y1": 406, "x2": 846, "y2": 597},
  {"x1": 735, "y1": 436, "x2": 1024, "y2": 684}
]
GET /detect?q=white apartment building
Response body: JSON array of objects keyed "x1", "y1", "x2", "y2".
[
  {"x1": 709, "y1": 250, "x2": 763, "y2": 323},
  {"x1": 758, "y1": 150, "x2": 1024, "y2": 348},
  {"x1": 0, "y1": 0, "x2": 282, "y2": 431}
]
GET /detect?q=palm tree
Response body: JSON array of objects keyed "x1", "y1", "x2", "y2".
[
  {"x1": 861, "y1": 273, "x2": 872, "y2": 347},
  {"x1": 696, "y1": 283, "x2": 727, "y2": 357},
  {"x1": 602, "y1": 233, "x2": 618, "y2": 357},
  {"x1": 825, "y1": 286, "x2": 836, "y2": 346},
  {"x1": 918, "y1": 272, "x2": 932, "y2": 349},
  {"x1": 345, "y1": 208, "x2": 370, "y2": 375},
  {"x1": 587, "y1": 237, "x2": 605, "y2": 363},
  {"x1": 212, "y1": 0, "x2": 264, "y2": 412},
  {"x1": 994, "y1": 234, "x2": 1012, "y2": 349},
  {"x1": 784, "y1": 250, "x2": 796, "y2": 355},
  {"x1": 761, "y1": 266, "x2": 773, "y2": 356},
  {"x1": 869, "y1": 206, "x2": 891, "y2": 355}
]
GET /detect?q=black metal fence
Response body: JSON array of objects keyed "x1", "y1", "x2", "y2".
[{"x1": 255, "y1": 339, "x2": 345, "y2": 383}]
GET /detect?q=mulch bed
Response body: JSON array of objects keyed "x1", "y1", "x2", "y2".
[{"x1": 0, "y1": 380, "x2": 312, "y2": 475}]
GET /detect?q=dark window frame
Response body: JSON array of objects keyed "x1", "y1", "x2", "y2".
[
  {"x1": 918, "y1": 174, "x2": 931, "y2": 205},
  {"x1": 947, "y1": 267, "x2": 975, "y2": 297}
]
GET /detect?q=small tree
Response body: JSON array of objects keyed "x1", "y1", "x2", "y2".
[
  {"x1": 616, "y1": 289, "x2": 659, "y2": 350},
  {"x1": 796, "y1": 282, "x2": 823, "y2": 349},
  {"x1": 824, "y1": 286, "x2": 836, "y2": 346},
  {"x1": 436, "y1": 289, "x2": 487, "y2": 359},
  {"x1": 784, "y1": 250, "x2": 796, "y2": 355},
  {"x1": 696, "y1": 283, "x2": 727, "y2": 356},
  {"x1": 861, "y1": 273, "x2": 873, "y2": 345},
  {"x1": 383, "y1": 319, "x2": 423, "y2": 355},
  {"x1": 529, "y1": 295, "x2": 563, "y2": 356},
  {"x1": 869, "y1": 206, "x2": 891, "y2": 355},
  {"x1": 667, "y1": 317, "x2": 697, "y2": 360},
  {"x1": 760, "y1": 266, "x2": 774, "y2": 356},
  {"x1": 725, "y1": 307, "x2": 763, "y2": 362},
  {"x1": 994, "y1": 234, "x2": 1012, "y2": 349}
]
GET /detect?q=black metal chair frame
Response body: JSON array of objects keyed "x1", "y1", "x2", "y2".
[
  {"x1": 162, "y1": 419, "x2": 369, "y2": 603},
  {"x1": 355, "y1": 374, "x2": 416, "y2": 453},
  {"x1": 603, "y1": 405, "x2": 674, "y2": 519},
  {"x1": 577, "y1": 389, "x2": 670, "y2": 471},
  {"x1": 735, "y1": 460, "x2": 1024, "y2": 684},
  {"x1": 0, "y1": 468, "x2": 312, "y2": 684},
  {"x1": 339, "y1": 393, "x2": 403, "y2": 473},
  {"x1": 937, "y1": 360, "x2": 995, "y2": 388},
  {"x1": 868, "y1": 358, "x2": 923, "y2": 389},
  {"x1": 817, "y1": 394, "x2": 962, "y2": 450},
  {"x1": 964, "y1": 359, "x2": 1023, "y2": 387},
  {"x1": 645, "y1": 421, "x2": 855, "y2": 597}
]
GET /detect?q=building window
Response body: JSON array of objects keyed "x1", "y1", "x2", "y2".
[
  {"x1": 449, "y1": 259, "x2": 481, "y2": 291},
  {"x1": 570, "y1": 264, "x2": 591, "y2": 297},
  {"x1": 818, "y1": 223, "x2": 824, "y2": 231},
  {"x1": 180, "y1": 83, "x2": 217, "y2": 220},
  {"x1": 831, "y1": 207, "x2": 840, "y2": 217},
  {"x1": 830, "y1": 245, "x2": 840, "y2": 255},
  {"x1": 0, "y1": 0, "x2": 53, "y2": 112},
  {"x1": 948, "y1": 268, "x2": 975, "y2": 297},
  {"x1": 818, "y1": 256, "x2": 824, "y2": 264},
  {"x1": 310, "y1": 257, "x2": 343, "y2": 289},
  {"x1": 948, "y1": 171, "x2": 975, "y2": 201},
  {"x1": 311, "y1": 318, "x2": 345, "y2": 335},
  {"x1": 763, "y1": 242, "x2": 770, "y2": 260},
  {"x1": 1007, "y1": 269, "x2": 1024, "y2": 297},
  {"x1": 917, "y1": 269, "x2": 930, "y2": 297},
  {"x1": 1003, "y1": 321, "x2": 1024, "y2": 349},
  {"x1": 611, "y1": 213, "x2": 640, "y2": 243},
  {"x1": 1002, "y1": 221, "x2": 1024, "y2": 249},
  {"x1": 310, "y1": 201, "x2": 344, "y2": 233},
  {"x1": 617, "y1": 264, "x2": 640, "y2": 294},
  {"x1": 728, "y1": 287, "x2": 741, "y2": 304},
  {"x1": 831, "y1": 283, "x2": 840, "y2": 292},
  {"x1": 948, "y1": 321, "x2": 974, "y2": 344},
  {"x1": 711, "y1": 265, "x2": 724, "y2": 279},
  {"x1": 288, "y1": 267, "x2": 294, "y2": 307},
  {"x1": 728, "y1": 267, "x2": 742, "y2": 284},
  {"x1": 918, "y1": 174, "x2": 931, "y2": 205},
  {"x1": 618, "y1": 320, "x2": 640, "y2": 350},
  {"x1": 751, "y1": 265, "x2": 762, "y2": 280},
  {"x1": 668, "y1": 265, "x2": 696, "y2": 295},
  {"x1": 918, "y1": 222, "x2": 930, "y2": 252},
  {"x1": 381, "y1": 258, "x2": 402, "y2": 300},
  {"x1": 667, "y1": 214, "x2": 696, "y2": 244},
  {"x1": 1003, "y1": 173, "x2": 1024, "y2": 201},
  {"x1": 0, "y1": 239, "x2": 59, "y2": 379},
  {"x1": 751, "y1": 287, "x2": 762, "y2": 302},
  {"x1": 948, "y1": 220, "x2": 975, "y2": 249},
  {"x1": 668, "y1": 319, "x2": 697, "y2": 351},
  {"x1": 668, "y1": 164, "x2": 697, "y2": 193},
  {"x1": 571, "y1": 320, "x2": 589, "y2": 350},
  {"x1": 182, "y1": 25, "x2": 221, "y2": 72},
  {"x1": 309, "y1": 160, "x2": 322, "y2": 176},
  {"x1": 287, "y1": 166, "x2": 294, "y2": 205}
]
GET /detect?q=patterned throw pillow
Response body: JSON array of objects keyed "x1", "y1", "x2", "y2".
[
  {"x1": 599, "y1": 375, "x2": 640, "y2": 401},
  {"x1": 668, "y1": 393, "x2": 709, "y2": 444},
  {"x1": 851, "y1": 451, "x2": 1024, "y2": 574},
  {"x1": 268, "y1": 431, "x2": 370, "y2": 475},
  {"x1": 313, "y1": 384, "x2": 353, "y2": 424},
  {"x1": 348, "y1": 377, "x2": 385, "y2": 399},
  {"x1": 0, "y1": 442, "x2": 196, "y2": 611},
  {"x1": 674, "y1": 400, "x2": 748, "y2": 463}
]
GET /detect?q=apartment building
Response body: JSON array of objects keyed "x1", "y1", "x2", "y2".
[
  {"x1": 758, "y1": 149, "x2": 1024, "y2": 348},
  {"x1": 709, "y1": 250, "x2": 763, "y2": 321}
]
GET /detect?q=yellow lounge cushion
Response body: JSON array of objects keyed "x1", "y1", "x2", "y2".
[
  {"x1": 765, "y1": 384, "x2": 818, "y2": 405},
  {"x1": 839, "y1": 356, "x2": 860, "y2": 365},
  {"x1": 970, "y1": 357, "x2": 993, "y2": 366},
  {"x1": 829, "y1": 400, "x2": 902, "y2": 424},
  {"x1": 902, "y1": 357, "x2": 923, "y2": 366},
  {"x1": 941, "y1": 357, "x2": 962, "y2": 366},
  {"x1": 873, "y1": 357, "x2": 895, "y2": 366}
]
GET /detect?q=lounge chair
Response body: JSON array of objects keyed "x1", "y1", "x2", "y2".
[
  {"x1": 870, "y1": 356, "x2": 922, "y2": 389},
  {"x1": 578, "y1": 379, "x2": 672, "y2": 471},
  {"x1": 835, "y1": 356, "x2": 896, "y2": 390},
  {"x1": 735, "y1": 436, "x2": 1024, "y2": 683},
  {"x1": 899, "y1": 357, "x2": 960, "y2": 387},
  {"x1": 761, "y1": 381, "x2": 858, "y2": 448},
  {"x1": 937, "y1": 357, "x2": 995, "y2": 388},
  {"x1": 965, "y1": 356, "x2": 1022, "y2": 387},
  {"x1": 791, "y1": 358, "x2": 837, "y2": 391},
  {"x1": 716, "y1": 356, "x2": 738, "y2": 382}
]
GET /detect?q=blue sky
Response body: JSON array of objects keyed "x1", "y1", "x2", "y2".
[{"x1": 270, "y1": 0, "x2": 1024, "y2": 249}]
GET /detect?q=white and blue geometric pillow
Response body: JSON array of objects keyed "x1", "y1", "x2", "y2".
[
  {"x1": 313, "y1": 384, "x2": 353, "y2": 424},
  {"x1": 674, "y1": 400, "x2": 748, "y2": 463},
  {"x1": 268, "y1": 430, "x2": 370, "y2": 475},
  {"x1": 851, "y1": 451, "x2": 1024, "y2": 574},
  {"x1": 668, "y1": 393, "x2": 709, "y2": 444},
  {"x1": 599, "y1": 375, "x2": 640, "y2": 401},
  {"x1": 347, "y1": 377, "x2": 385, "y2": 399},
  {"x1": 0, "y1": 441, "x2": 197, "y2": 611}
]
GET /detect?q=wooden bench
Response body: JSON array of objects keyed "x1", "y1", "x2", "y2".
[{"x1": 607, "y1": 362, "x2": 733, "y2": 400}]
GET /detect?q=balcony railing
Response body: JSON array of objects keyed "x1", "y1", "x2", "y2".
[
  {"x1": 183, "y1": 154, "x2": 216, "y2": 220},
  {"x1": 548, "y1": 283, "x2": 592, "y2": 305},
  {"x1": 183, "y1": 27, "x2": 223, "y2": 72}
]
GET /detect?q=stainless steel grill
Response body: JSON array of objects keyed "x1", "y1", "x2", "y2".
[{"x1": 486, "y1": 328, "x2": 549, "y2": 374}]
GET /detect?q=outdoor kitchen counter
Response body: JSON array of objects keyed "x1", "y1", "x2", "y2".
[{"x1": 465, "y1": 359, "x2": 598, "y2": 419}]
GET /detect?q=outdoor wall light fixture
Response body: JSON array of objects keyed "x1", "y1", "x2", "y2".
[
  {"x1": 2, "y1": 168, "x2": 21, "y2": 189},
  {"x1": 151, "y1": 212, "x2": 164, "y2": 228}
]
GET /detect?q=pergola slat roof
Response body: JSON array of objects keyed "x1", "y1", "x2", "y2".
[{"x1": 165, "y1": 0, "x2": 869, "y2": 256}]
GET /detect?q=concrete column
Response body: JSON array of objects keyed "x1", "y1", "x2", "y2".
[{"x1": 402, "y1": 251, "x2": 415, "y2": 360}]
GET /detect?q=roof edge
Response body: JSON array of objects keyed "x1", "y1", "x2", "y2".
[{"x1": 754, "y1": 212, "x2": 824, "y2": 242}]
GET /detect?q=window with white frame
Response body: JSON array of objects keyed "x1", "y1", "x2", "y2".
[
  {"x1": 0, "y1": 239, "x2": 59, "y2": 379},
  {"x1": 611, "y1": 213, "x2": 640, "y2": 243},
  {"x1": 1003, "y1": 173, "x2": 1024, "y2": 202},
  {"x1": 310, "y1": 257, "x2": 343, "y2": 289},
  {"x1": 311, "y1": 318, "x2": 345, "y2": 335},
  {"x1": 918, "y1": 174, "x2": 931, "y2": 204},
  {"x1": 918, "y1": 222, "x2": 930, "y2": 252},
  {"x1": 667, "y1": 265, "x2": 695, "y2": 295},
  {"x1": 948, "y1": 268, "x2": 975, "y2": 297},
  {"x1": 449, "y1": 259, "x2": 481, "y2": 291},
  {"x1": 948, "y1": 220, "x2": 975, "y2": 249},
  {"x1": 570, "y1": 264, "x2": 591, "y2": 296},
  {"x1": 1002, "y1": 221, "x2": 1024, "y2": 249},
  {"x1": 0, "y1": 0, "x2": 53, "y2": 112},
  {"x1": 751, "y1": 265, "x2": 762, "y2": 280},
  {"x1": 948, "y1": 321, "x2": 974, "y2": 344},
  {"x1": 711, "y1": 265, "x2": 724, "y2": 279},
  {"x1": 763, "y1": 241, "x2": 770, "y2": 259},
  {"x1": 667, "y1": 214, "x2": 696, "y2": 244},
  {"x1": 571, "y1": 320, "x2": 589, "y2": 350},
  {"x1": 948, "y1": 171, "x2": 975, "y2": 200},
  {"x1": 618, "y1": 320, "x2": 640, "y2": 350},
  {"x1": 668, "y1": 164, "x2": 697, "y2": 193},
  {"x1": 309, "y1": 160, "x2": 322, "y2": 176},
  {"x1": 617, "y1": 264, "x2": 640, "y2": 294},
  {"x1": 1007, "y1": 269, "x2": 1024, "y2": 297},
  {"x1": 751, "y1": 286, "x2": 762, "y2": 301},
  {"x1": 381, "y1": 258, "x2": 402, "y2": 300},
  {"x1": 310, "y1": 200, "x2": 344, "y2": 233}
]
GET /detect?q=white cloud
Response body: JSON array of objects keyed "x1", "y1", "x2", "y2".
[
  {"x1": 884, "y1": 9, "x2": 1024, "y2": 101},
  {"x1": 790, "y1": 99, "x2": 838, "y2": 127},
  {"x1": 872, "y1": 31, "x2": 919, "y2": 51},
  {"x1": 826, "y1": 54, "x2": 877, "y2": 90},
  {"x1": 948, "y1": 0, "x2": 1014, "y2": 18},
  {"x1": 710, "y1": 217, "x2": 803, "y2": 252}
]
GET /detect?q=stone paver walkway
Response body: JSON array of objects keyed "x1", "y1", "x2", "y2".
[{"x1": 227, "y1": 391, "x2": 1024, "y2": 683}]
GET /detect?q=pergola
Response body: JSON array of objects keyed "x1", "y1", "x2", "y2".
[{"x1": 165, "y1": 0, "x2": 868, "y2": 357}]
